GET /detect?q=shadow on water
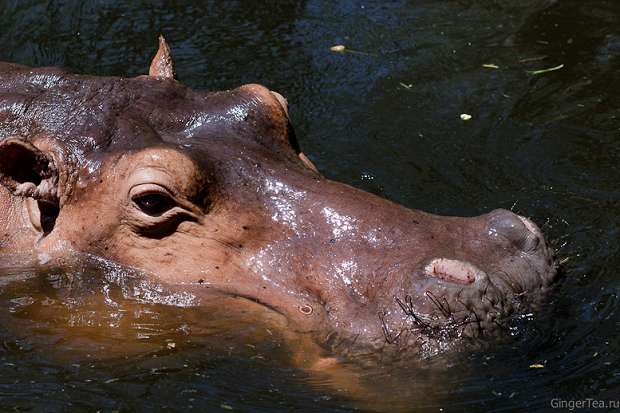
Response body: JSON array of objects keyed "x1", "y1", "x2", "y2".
[{"x1": 0, "y1": 0, "x2": 619, "y2": 411}]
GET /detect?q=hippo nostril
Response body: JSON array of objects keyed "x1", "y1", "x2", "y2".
[{"x1": 487, "y1": 209, "x2": 540, "y2": 252}]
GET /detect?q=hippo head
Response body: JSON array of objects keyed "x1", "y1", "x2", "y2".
[{"x1": 0, "y1": 38, "x2": 556, "y2": 360}]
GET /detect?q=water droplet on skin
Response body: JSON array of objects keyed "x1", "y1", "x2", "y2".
[{"x1": 38, "y1": 253, "x2": 50, "y2": 265}]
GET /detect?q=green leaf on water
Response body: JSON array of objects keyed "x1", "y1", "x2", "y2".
[{"x1": 527, "y1": 64, "x2": 564, "y2": 75}]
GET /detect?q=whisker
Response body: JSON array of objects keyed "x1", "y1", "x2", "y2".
[{"x1": 425, "y1": 291, "x2": 452, "y2": 318}]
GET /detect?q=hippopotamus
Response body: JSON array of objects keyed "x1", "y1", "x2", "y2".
[{"x1": 0, "y1": 37, "x2": 556, "y2": 365}]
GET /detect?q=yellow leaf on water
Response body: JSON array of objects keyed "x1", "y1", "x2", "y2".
[
  {"x1": 329, "y1": 44, "x2": 375, "y2": 56},
  {"x1": 529, "y1": 363, "x2": 545, "y2": 369},
  {"x1": 527, "y1": 64, "x2": 564, "y2": 75}
]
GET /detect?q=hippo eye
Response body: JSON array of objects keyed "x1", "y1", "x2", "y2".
[{"x1": 132, "y1": 192, "x2": 176, "y2": 216}]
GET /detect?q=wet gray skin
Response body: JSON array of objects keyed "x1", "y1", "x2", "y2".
[{"x1": 0, "y1": 39, "x2": 556, "y2": 362}]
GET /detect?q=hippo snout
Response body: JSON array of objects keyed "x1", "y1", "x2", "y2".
[
  {"x1": 389, "y1": 209, "x2": 558, "y2": 348},
  {"x1": 404, "y1": 208, "x2": 557, "y2": 343}
]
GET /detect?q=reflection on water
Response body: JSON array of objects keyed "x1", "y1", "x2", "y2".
[
  {"x1": 0, "y1": 0, "x2": 619, "y2": 411},
  {"x1": 0, "y1": 256, "x2": 552, "y2": 412},
  {"x1": 0, "y1": 257, "x2": 351, "y2": 411}
]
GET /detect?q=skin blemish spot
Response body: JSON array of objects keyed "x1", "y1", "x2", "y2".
[{"x1": 299, "y1": 304, "x2": 313, "y2": 315}]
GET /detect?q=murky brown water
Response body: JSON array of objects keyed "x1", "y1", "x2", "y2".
[{"x1": 0, "y1": 0, "x2": 619, "y2": 411}]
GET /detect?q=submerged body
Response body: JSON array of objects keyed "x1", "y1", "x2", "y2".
[{"x1": 0, "y1": 39, "x2": 556, "y2": 363}]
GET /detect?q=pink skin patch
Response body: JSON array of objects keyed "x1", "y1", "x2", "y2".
[{"x1": 424, "y1": 258, "x2": 479, "y2": 285}]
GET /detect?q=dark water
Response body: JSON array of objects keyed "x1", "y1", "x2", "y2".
[{"x1": 0, "y1": 0, "x2": 619, "y2": 411}]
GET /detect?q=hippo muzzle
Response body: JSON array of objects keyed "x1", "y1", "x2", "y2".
[{"x1": 382, "y1": 209, "x2": 556, "y2": 349}]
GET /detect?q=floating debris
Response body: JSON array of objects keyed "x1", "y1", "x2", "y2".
[
  {"x1": 529, "y1": 363, "x2": 545, "y2": 369},
  {"x1": 482, "y1": 64, "x2": 499, "y2": 69},
  {"x1": 527, "y1": 64, "x2": 564, "y2": 75},
  {"x1": 329, "y1": 44, "x2": 375, "y2": 56},
  {"x1": 519, "y1": 55, "x2": 547, "y2": 63},
  {"x1": 166, "y1": 342, "x2": 176, "y2": 349},
  {"x1": 221, "y1": 404, "x2": 233, "y2": 410},
  {"x1": 399, "y1": 82, "x2": 413, "y2": 90},
  {"x1": 460, "y1": 114, "x2": 473, "y2": 121}
]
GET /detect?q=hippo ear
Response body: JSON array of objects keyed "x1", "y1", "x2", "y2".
[
  {"x1": 0, "y1": 138, "x2": 59, "y2": 204},
  {"x1": 189, "y1": 83, "x2": 321, "y2": 174},
  {"x1": 240, "y1": 86, "x2": 320, "y2": 174},
  {"x1": 149, "y1": 35, "x2": 175, "y2": 80},
  {"x1": 234, "y1": 85, "x2": 299, "y2": 149}
]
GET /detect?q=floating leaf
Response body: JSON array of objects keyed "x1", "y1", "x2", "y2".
[
  {"x1": 527, "y1": 64, "x2": 564, "y2": 75},
  {"x1": 519, "y1": 56, "x2": 547, "y2": 63},
  {"x1": 221, "y1": 404, "x2": 233, "y2": 410},
  {"x1": 529, "y1": 363, "x2": 545, "y2": 369},
  {"x1": 460, "y1": 114, "x2": 472, "y2": 121},
  {"x1": 329, "y1": 44, "x2": 375, "y2": 56},
  {"x1": 482, "y1": 64, "x2": 499, "y2": 69}
]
